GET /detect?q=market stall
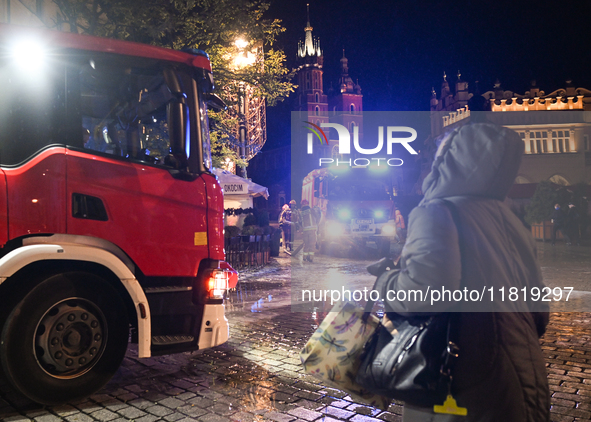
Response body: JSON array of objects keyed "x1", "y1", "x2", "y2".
[{"x1": 213, "y1": 168, "x2": 269, "y2": 227}]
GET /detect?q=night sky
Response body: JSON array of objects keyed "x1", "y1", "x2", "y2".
[{"x1": 263, "y1": 0, "x2": 591, "y2": 147}]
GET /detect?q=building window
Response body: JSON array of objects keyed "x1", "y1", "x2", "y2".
[
  {"x1": 350, "y1": 104, "x2": 355, "y2": 113},
  {"x1": 551, "y1": 130, "x2": 572, "y2": 153},
  {"x1": 315, "y1": 93, "x2": 319, "y2": 103},
  {"x1": 315, "y1": 106, "x2": 320, "y2": 116},
  {"x1": 331, "y1": 144, "x2": 340, "y2": 160},
  {"x1": 529, "y1": 140, "x2": 535, "y2": 154}
]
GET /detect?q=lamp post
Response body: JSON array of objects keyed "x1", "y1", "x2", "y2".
[
  {"x1": 233, "y1": 38, "x2": 255, "y2": 179},
  {"x1": 238, "y1": 81, "x2": 247, "y2": 178}
]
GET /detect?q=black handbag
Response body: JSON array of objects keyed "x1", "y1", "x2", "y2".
[{"x1": 355, "y1": 200, "x2": 463, "y2": 408}]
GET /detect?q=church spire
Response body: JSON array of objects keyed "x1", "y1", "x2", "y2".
[{"x1": 298, "y1": 4, "x2": 322, "y2": 58}]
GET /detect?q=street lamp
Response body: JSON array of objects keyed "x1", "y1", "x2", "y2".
[{"x1": 233, "y1": 38, "x2": 255, "y2": 179}]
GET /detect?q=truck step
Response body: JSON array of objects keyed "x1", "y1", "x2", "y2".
[
  {"x1": 152, "y1": 335, "x2": 195, "y2": 345},
  {"x1": 145, "y1": 286, "x2": 192, "y2": 294}
]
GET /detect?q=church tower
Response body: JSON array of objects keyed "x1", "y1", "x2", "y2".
[
  {"x1": 329, "y1": 50, "x2": 363, "y2": 142},
  {"x1": 296, "y1": 4, "x2": 328, "y2": 128}
]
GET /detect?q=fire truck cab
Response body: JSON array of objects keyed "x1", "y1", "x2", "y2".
[
  {"x1": 0, "y1": 24, "x2": 236, "y2": 405},
  {"x1": 302, "y1": 166, "x2": 398, "y2": 257}
]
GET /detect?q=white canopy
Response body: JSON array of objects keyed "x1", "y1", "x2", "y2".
[{"x1": 213, "y1": 168, "x2": 269, "y2": 199}]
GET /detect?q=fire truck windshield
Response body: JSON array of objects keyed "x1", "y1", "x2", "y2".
[{"x1": 1, "y1": 49, "x2": 212, "y2": 174}]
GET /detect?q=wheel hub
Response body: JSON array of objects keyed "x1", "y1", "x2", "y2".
[{"x1": 35, "y1": 298, "x2": 107, "y2": 378}]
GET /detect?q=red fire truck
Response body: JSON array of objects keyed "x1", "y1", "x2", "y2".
[
  {"x1": 302, "y1": 166, "x2": 398, "y2": 257},
  {"x1": 0, "y1": 24, "x2": 237, "y2": 405}
]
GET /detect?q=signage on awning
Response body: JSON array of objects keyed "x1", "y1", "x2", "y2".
[{"x1": 223, "y1": 182, "x2": 249, "y2": 195}]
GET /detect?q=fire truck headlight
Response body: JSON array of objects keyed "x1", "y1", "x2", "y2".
[
  {"x1": 338, "y1": 209, "x2": 351, "y2": 220},
  {"x1": 381, "y1": 224, "x2": 396, "y2": 236},
  {"x1": 374, "y1": 210, "x2": 384, "y2": 219},
  {"x1": 326, "y1": 220, "x2": 344, "y2": 237},
  {"x1": 11, "y1": 39, "x2": 46, "y2": 71}
]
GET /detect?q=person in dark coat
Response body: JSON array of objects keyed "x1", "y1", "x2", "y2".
[
  {"x1": 566, "y1": 203, "x2": 580, "y2": 246},
  {"x1": 551, "y1": 204, "x2": 569, "y2": 245},
  {"x1": 374, "y1": 122, "x2": 550, "y2": 421}
]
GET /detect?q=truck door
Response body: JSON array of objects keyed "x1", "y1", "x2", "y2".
[{"x1": 0, "y1": 52, "x2": 68, "y2": 241}]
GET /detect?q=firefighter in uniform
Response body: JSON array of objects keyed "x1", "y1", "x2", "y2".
[
  {"x1": 279, "y1": 200, "x2": 299, "y2": 252},
  {"x1": 300, "y1": 199, "x2": 319, "y2": 262}
]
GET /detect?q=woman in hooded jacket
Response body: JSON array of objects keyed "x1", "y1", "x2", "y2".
[{"x1": 375, "y1": 122, "x2": 550, "y2": 421}]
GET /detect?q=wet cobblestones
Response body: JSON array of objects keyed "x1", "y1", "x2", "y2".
[
  {"x1": 1, "y1": 307, "x2": 590, "y2": 421},
  {"x1": 1, "y1": 246, "x2": 591, "y2": 421}
]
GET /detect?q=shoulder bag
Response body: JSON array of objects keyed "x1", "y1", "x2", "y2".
[{"x1": 355, "y1": 200, "x2": 464, "y2": 408}]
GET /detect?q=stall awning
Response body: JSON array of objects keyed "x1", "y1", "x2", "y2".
[{"x1": 213, "y1": 168, "x2": 269, "y2": 199}]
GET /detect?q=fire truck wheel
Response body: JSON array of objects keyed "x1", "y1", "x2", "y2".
[{"x1": 0, "y1": 272, "x2": 129, "y2": 405}]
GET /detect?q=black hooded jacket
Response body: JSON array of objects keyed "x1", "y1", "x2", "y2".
[{"x1": 377, "y1": 123, "x2": 550, "y2": 421}]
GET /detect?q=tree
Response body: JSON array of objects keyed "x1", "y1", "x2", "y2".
[
  {"x1": 524, "y1": 181, "x2": 572, "y2": 224},
  {"x1": 49, "y1": 0, "x2": 295, "y2": 169}
]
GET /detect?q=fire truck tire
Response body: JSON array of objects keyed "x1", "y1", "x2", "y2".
[{"x1": 0, "y1": 272, "x2": 129, "y2": 405}]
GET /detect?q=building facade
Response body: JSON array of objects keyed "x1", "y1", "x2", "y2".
[
  {"x1": 426, "y1": 75, "x2": 591, "y2": 190},
  {"x1": 1, "y1": 0, "x2": 73, "y2": 30}
]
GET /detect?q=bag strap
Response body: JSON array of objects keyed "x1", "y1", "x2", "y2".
[
  {"x1": 363, "y1": 258, "x2": 397, "y2": 315},
  {"x1": 439, "y1": 200, "x2": 463, "y2": 382}
]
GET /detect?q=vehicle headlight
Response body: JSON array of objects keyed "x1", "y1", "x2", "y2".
[
  {"x1": 338, "y1": 209, "x2": 351, "y2": 220},
  {"x1": 326, "y1": 220, "x2": 345, "y2": 237},
  {"x1": 374, "y1": 210, "x2": 384, "y2": 219},
  {"x1": 381, "y1": 224, "x2": 396, "y2": 236}
]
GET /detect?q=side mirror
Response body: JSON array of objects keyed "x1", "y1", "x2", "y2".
[{"x1": 206, "y1": 93, "x2": 227, "y2": 112}]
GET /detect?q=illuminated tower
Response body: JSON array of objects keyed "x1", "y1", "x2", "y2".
[
  {"x1": 329, "y1": 50, "x2": 363, "y2": 147},
  {"x1": 296, "y1": 4, "x2": 328, "y2": 128}
]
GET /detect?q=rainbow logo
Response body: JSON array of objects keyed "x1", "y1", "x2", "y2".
[{"x1": 304, "y1": 121, "x2": 328, "y2": 145}]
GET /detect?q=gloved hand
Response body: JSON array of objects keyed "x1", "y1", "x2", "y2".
[{"x1": 366, "y1": 257, "x2": 398, "y2": 277}]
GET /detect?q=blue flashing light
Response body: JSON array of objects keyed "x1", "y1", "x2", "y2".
[{"x1": 181, "y1": 48, "x2": 210, "y2": 60}]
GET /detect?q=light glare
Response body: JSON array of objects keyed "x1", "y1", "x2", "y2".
[
  {"x1": 338, "y1": 209, "x2": 350, "y2": 220},
  {"x1": 11, "y1": 39, "x2": 46, "y2": 70}
]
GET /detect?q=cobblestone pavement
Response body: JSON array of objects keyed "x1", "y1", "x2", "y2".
[{"x1": 1, "y1": 242, "x2": 591, "y2": 422}]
